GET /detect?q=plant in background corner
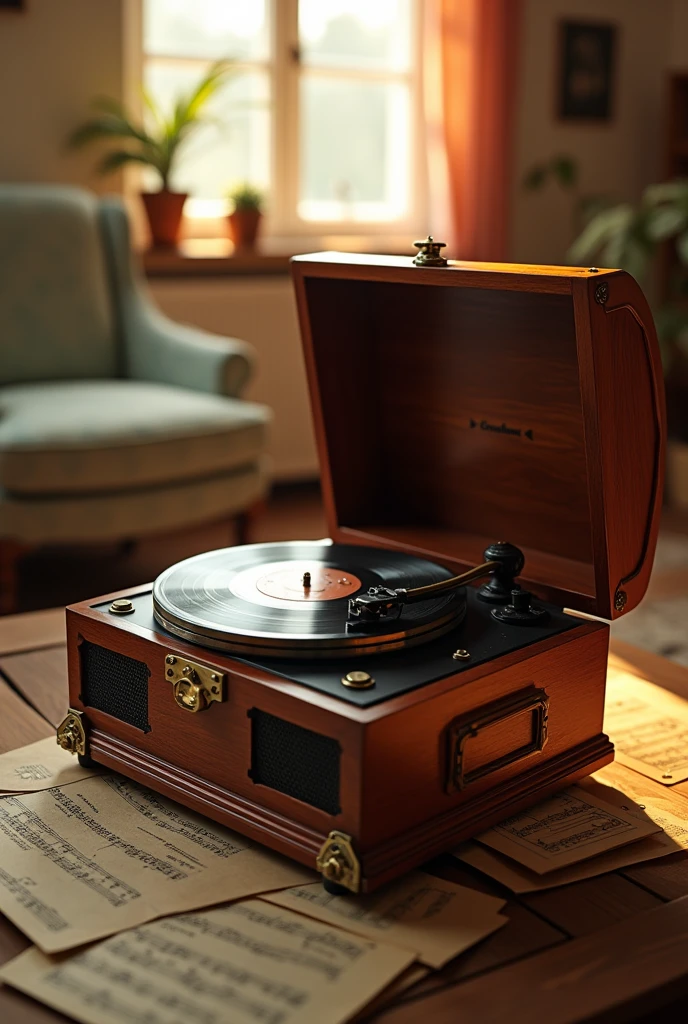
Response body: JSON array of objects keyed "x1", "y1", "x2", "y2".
[
  {"x1": 67, "y1": 59, "x2": 233, "y2": 248},
  {"x1": 523, "y1": 153, "x2": 611, "y2": 244},
  {"x1": 226, "y1": 183, "x2": 265, "y2": 252}
]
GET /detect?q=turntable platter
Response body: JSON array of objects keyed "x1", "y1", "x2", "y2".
[{"x1": 152, "y1": 541, "x2": 466, "y2": 658}]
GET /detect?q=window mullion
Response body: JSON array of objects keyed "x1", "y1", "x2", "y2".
[{"x1": 271, "y1": 0, "x2": 299, "y2": 237}]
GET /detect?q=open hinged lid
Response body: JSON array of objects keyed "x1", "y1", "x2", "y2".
[{"x1": 291, "y1": 252, "x2": 666, "y2": 619}]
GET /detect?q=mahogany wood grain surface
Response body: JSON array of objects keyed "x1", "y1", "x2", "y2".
[
  {"x1": 0, "y1": 632, "x2": 687, "y2": 1023},
  {"x1": 369, "y1": 897, "x2": 688, "y2": 1024},
  {"x1": 0, "y1": 646, "x2": 68, "y2": 727},
  {"x1": 62, "y1": 593, "x2": 613, "y2": 889},
  {"x1": 0, "y1": 676, "x2": 53, "y2": 754},
  {"x1": 0, "y1": 607, "x2": 64, "y2": 656},
  {"x1": 291, "y1": 256, "x2": 665, "y2": 620}
]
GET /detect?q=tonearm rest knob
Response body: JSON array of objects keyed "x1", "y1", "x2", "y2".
[{"x1": 478, "y1": 542, "x2": 525, "y2": 604}]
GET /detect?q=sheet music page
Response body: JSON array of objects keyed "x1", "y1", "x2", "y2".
[
  {"x1": 262, "y1": 870, "x2": 506, "y2": 968},
  {"x1": 475, "y1": 785, "x2": 662, "y2": 873},
  {"x1": 604, "y1": 671, "x2": 688, "y2": 785},
  {"x1": 0, "y1": 775, "x2": 314, "y2": 952},
  {"x1": 457, "y1": 766, "x2": 687, "y2": 891},
  {"x1": 0, "y1": 900, "x2": 415, "y2": 1024},
  {"x1": 0, "y1": 737, "x2": 100, "y2": 793}
]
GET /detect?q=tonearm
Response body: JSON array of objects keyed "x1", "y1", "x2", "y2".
[{"x1": 347, "y1": 541, "x2": 525, "y2": 625}]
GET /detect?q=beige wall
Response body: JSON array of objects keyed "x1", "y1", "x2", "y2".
[
  {"x1": 509, "y1": 0, "x2": 674, "y2": 264},
  {"x1": 0, "y1": 0, "x2": 124, "y2": 191}
]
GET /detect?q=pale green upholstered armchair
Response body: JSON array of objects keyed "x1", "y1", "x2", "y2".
[{"x1": 0, "y1": 185, "x2": 271, "y2": 612}]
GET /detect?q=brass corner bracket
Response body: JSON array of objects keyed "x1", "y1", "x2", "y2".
[
  {"x1": 56, "y1": 709, "x2": 88, "y2": 757},
  {"x1": 316, "y1": 831, "x2": 361, "y2": 893}
]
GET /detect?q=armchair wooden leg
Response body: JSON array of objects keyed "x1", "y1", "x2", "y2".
[
  {"x1": 234, "y1": 501, "x2": 266, "y2": 546},
  {"x1": 0, "y1": 539, "x2": 25, "y2": 616}
]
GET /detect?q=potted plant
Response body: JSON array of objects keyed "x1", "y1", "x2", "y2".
[
  {"x1": 523, "y1": 153, "x2": 612, "y2": 244},
  {"x1": 226, "y1": 183, "x2": 264, "y2": 251},
  {"x1": 68, "y1": 60, "x2": 232, "y2": 248},
  {"x1": 569, "y1": 180, "x2": 688, "y2": 507}
]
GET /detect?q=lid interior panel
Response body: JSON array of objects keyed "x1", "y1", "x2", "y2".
[{"x1": 302, "y1": 276, "x2": 596, "y2": 604}]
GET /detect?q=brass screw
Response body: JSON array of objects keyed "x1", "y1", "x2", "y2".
[
  {"x1": 109, "y1": 598, "x2": 134, "y2": 615},
  {"x1": 452, "y1": 649, "x2": 470, "y2": 660},
  {"x1": 595, "y1": 282, "x2": 609, "y2": 305},
  {"x1": 166, "y1": 655, "x2": 176, "y2": 665},
  {"x1": 341, "y1": 670, "x2": 375, "y2": 689},
  {"x1": 614, "y1": 590, "x2": 627, "y2": 612},
  {"x1": 662, "y1": 773, "x2": 673, "y2": 779},
  {"x1": 211, "y1": 673, "x2": 219, "y2": 682},
  {"x1": 588, "y1": 267, "x2": 599, "y2": 273}
]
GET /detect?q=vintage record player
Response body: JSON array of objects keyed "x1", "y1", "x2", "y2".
[{"x1": 58, "y1": 243, "x2": 666, "y2": 894}]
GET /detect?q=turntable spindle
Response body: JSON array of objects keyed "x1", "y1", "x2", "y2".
[{"x1": 303, "y1": 571, "x2": 312, "y2": 588}]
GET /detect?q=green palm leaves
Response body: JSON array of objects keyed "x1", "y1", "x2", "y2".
[{"x1": 68, "y1": 60, "x2": 232, "y2": 191}]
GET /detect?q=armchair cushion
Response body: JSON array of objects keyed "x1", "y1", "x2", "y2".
[
  {"x1": 0, "y1": 186, "x2": 116, "y2": 385},
  {"x1": 0, "y1": 380, "x2": 271, "y2": 495}
]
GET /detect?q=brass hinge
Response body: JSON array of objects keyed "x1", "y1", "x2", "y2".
[
  {"x1": 56, "y1": 709, "x2": 88, "y2": 757},
  {"x1": 316, "y1": 831, "x2": 361, "y2": 893},
  {"x1": 165, "y1": 654, "x2": 226, "y2": 713}
]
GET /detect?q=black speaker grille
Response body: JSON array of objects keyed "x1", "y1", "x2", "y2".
[
  {"x1": 80, "y1": 641, "x2": 151, "y2": 732},
  {"x1": 249, "y1": 709, "x2": 340, "y2": 814}
]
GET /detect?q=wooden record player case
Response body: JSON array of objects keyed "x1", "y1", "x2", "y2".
[{"x1": 59, "y1": 250, "x2": 665, "y2": 893}]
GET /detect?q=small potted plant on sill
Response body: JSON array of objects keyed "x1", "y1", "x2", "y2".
[
  {"x1": 227, "y1": 183, "x2": 264, "y2": 251},
  {"x1": 68, "y1": 60, "x2": 232, "y2": 248}
]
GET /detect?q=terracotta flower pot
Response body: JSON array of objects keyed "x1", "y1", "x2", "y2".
[
  {"x1": 228, "y1": 208, "x2": 262, "y2": 251},
  {"x1": 141, "y1": 190, "x2": 187, "y2": 248}
]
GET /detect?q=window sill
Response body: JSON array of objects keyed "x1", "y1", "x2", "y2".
[
  {"x1": 141, "y1": 236, "x2": 413, "y2": 278},
  {"x1": 142, "y1": 239, "x2": 294, "y2": 278}
]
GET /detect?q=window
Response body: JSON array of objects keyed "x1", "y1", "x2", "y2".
[{"x1": 142, "y1": 0, "x2": 424, "y2": 238}]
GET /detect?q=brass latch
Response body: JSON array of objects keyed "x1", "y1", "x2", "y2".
[
  {"x1": 56, "y1": 709, "x2": 87, "y2": 757},
  {"x1": 165, "y1": 655, "x2": 226, "y2": 713},
  {"x1": 316, "y1": 831, "x2": 361, "y2": 893}
]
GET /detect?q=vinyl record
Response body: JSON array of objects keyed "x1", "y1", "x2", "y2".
[{"x1": 152, "y1": 540, "x2": 466, "y2": 658}]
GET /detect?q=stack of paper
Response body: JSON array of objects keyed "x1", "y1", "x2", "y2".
[
  {"x1": 454, "y1": 673, "x2": 688, "y2": 893},
  {"x1": 455, "y1": 783, "x2": 683, "y2": 892},
  {"x1": 0, "y1": 740, "x2": 509, "y2": 1024}
]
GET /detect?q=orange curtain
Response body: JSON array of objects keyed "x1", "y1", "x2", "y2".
[{"x1": 426, "y1": 0, "x2": 523, "y2": 261}]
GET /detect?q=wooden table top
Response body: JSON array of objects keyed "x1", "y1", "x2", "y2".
[{"x1": 0, "y1": 610, "x2": 686, "y2": 1024}]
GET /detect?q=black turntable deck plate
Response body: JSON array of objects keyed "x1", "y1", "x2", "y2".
[{"x1": 93, "y1": 588, "x2": 582, "y2": 707}]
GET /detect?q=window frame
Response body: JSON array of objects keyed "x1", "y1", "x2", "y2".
[{"x1": 133, "y1": 0, "x2": 427, "y2": 245}]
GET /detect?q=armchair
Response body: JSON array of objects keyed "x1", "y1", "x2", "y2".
[{"x1": 0, "y1": 185, "x2": 271, "y2": 613}]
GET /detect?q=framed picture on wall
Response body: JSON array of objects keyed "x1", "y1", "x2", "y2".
[{"x1": 557, "y1": 21, "x2": 617, "y2": 121}]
